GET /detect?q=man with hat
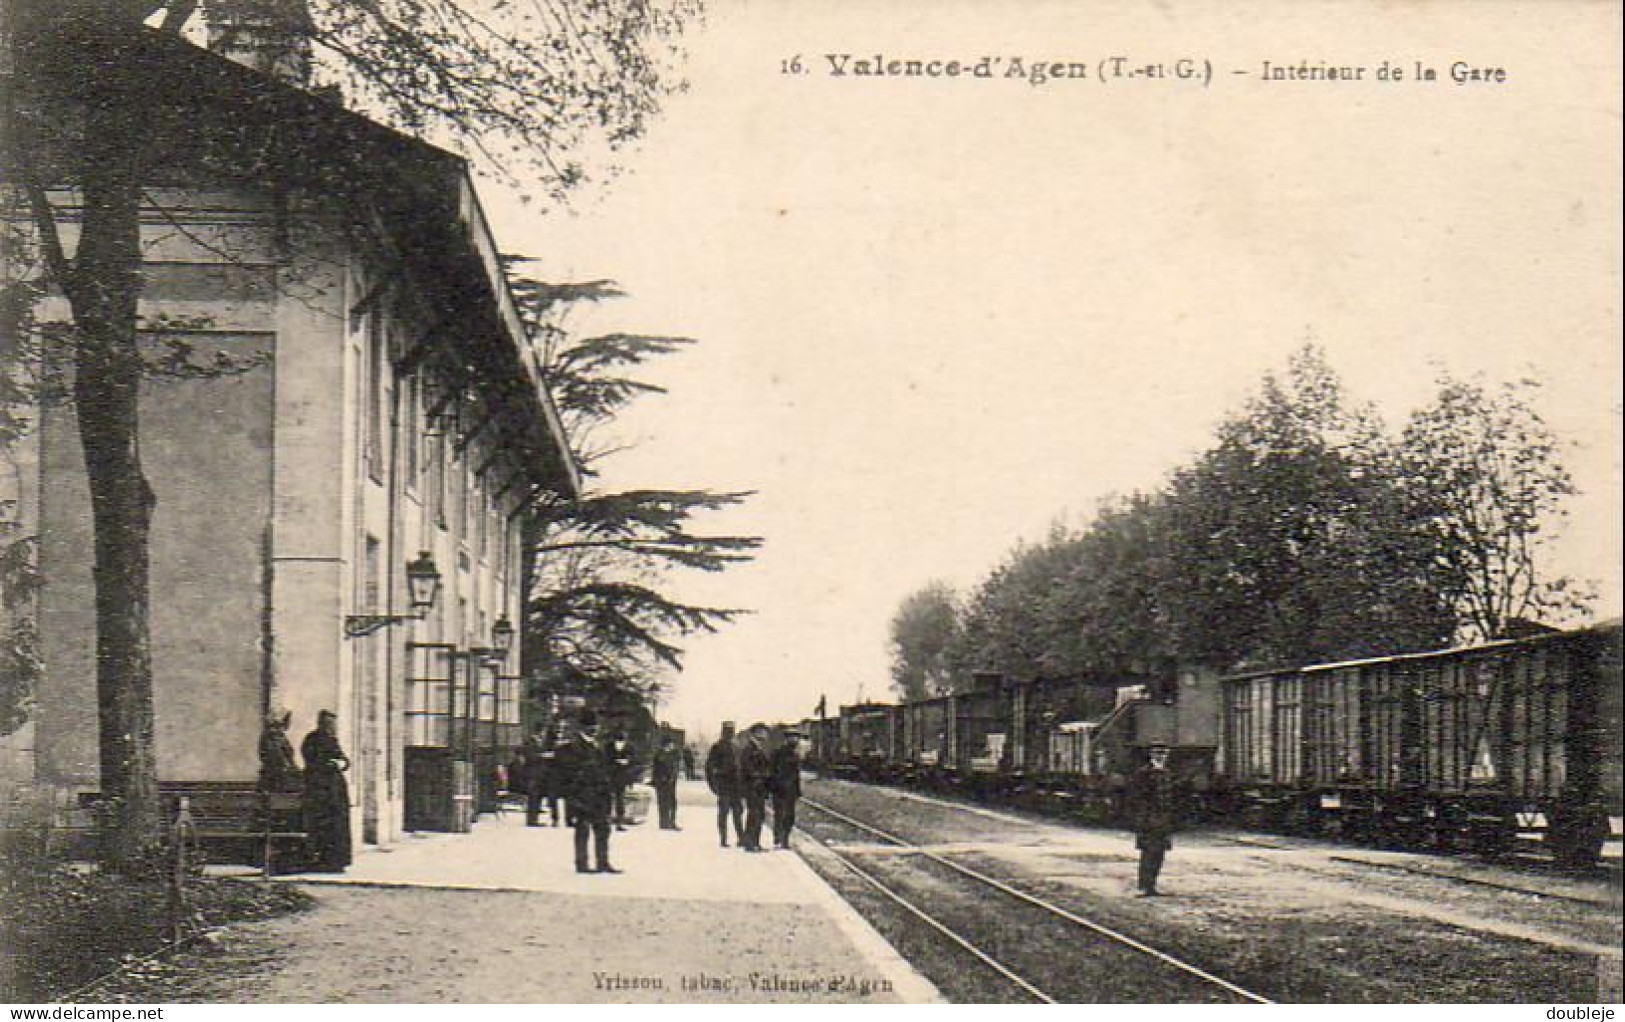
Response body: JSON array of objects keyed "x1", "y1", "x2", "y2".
[
  {"x1": 704, "y1": 722, "x2": 744, "y2": 847},
  {"x1": 738, "y1": 722, "x2": 773, "y2": 852},
  {"x1": 768, "y1": 729, "x2": 803, "y2": 849},
  {"x1": 559, "y1": 711, "x2": 621, "y2": 874},
  {"x1": 651, "y1": 733, "x2": 683, "y2": 831},
  {"x1": 1127, "y1": 744, "x2": 1181, "y2": 896}
]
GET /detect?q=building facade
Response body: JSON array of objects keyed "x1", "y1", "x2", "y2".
[{"x1": 8, "y1": 18, "x2": 576, "y2": 846}]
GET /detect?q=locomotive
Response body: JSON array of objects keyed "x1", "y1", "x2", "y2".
[{"x1": 804, "y1": 620, "x2": 1622, "y2": 865}]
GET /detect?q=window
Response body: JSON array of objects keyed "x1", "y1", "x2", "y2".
[
  {"x1": 475, "y1": 476, "x2": 489, "y2": 559},
  {"x1": 458, "y1": 452, "x2": 472, "y2": 544},
  {"x1": 428, "y1": 416, "x2": 447, "y2": 528},
  {"x1": 406, "y1": 643, "x2": 455, "y2": 747},
  {"x1": 402, "y1": 375, "x2": 419, "y2": 489},
  {"x1": 363, "y1": 537, "x2": 381, "y2": 614},
  {"x1": 365, "y1": 313, "x2": 386, "y2": 482}
]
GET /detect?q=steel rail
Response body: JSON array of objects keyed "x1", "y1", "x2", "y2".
[
  {"x1": 799, "y1": 821, "x2": 1057, "y2": 1003},
  {"x1": 1326, "y1": 854, "x2": 1618, "y2": 907},
  {"x1": 801, "y1": 796, "x2": 1274, "y2": 1005}
]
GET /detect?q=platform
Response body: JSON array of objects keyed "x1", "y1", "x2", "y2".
[{"x1": 242, "y1": 778, "x2": 941, "y2": 1003}]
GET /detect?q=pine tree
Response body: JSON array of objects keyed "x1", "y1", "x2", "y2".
[{"x1": 510, "y1": 266, "x2": 758, "y2": 702}]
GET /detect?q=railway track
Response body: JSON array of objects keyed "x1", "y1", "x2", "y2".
[
  {"x1": 1323, "y1": 854, "x2": 1621, "y2": 908},
  {"x1": 797, "y1": 795, "x2": 1273, "y2": 1004},
  {"x1": 835, "y1": 774, "x2": 1621, "y2": 902}
]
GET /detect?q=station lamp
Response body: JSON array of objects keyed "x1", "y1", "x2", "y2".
[{"x1": 343, "y1": 551, "x2": 443, "y2": 639}]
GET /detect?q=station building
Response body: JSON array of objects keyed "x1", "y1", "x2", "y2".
[{"x1": 6, "y1": 11, "x2": 577, "y2": 844}]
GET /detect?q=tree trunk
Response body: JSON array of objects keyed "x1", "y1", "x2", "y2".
[{"x1": 65, "y1": 88, "x2": 163, "y2": 871}]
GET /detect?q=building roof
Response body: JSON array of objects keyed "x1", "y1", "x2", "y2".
[{"x1": 12, "y1": 15, "x2": 580, "y2": 499}]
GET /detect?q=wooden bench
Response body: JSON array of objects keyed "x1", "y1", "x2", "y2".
[{"x1": 160, "y1": 783, "x2": 306, "y2": 879}]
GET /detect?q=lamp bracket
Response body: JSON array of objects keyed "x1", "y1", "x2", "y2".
[{"x1": 343, "y1": 613, "x2": 423, "y2": 639}]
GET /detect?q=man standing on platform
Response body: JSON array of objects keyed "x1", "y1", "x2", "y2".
[
  {"x1": 769, "y1": 731, "x2": 803, "y2": 849},
  {"x1": 607, "y1": 730, "x2": 634, "y2": 830},
  {"x1": 738, "y1": 722, "x2": 772, "y2": 852},
  {"x1": 519, "y1": 728, "x2": 546, "y2": 827},
  {"x1": 705, "y1": 722, "x2": 744, "y2": 847},
  {"x1": 651, "y1": 734, "x2": 683, "y2": 830},
  {"x1": 560, "y1": 712, "x2": 621, "y2": 874},
  {"x1": 1128, "y1": 744, "x2": 1180, "y2": 896}
]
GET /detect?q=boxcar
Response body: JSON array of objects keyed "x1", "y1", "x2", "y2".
[
  {"x1": 799, "y1": 716, "x2": 839, "y2": 771},
  {"x1": 954, "y1": 684, "x2": 1012, "y2": 777},
  {"x1": 838, "y1": 702, "x2": 899, "y2": 779},
  {"x1": 901, "y1": 695, "x2": 952, "y2": 773},
  {"x1": 1220, "y1": 621, "x2": 1623, "y2": 861}
]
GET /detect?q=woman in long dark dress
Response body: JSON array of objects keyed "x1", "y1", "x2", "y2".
[{"x1": 301, "y1": 710, "x2": 352, "y2": 871}]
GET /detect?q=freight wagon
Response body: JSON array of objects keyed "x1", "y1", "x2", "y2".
[
  {"x1": 809, "y1": 620, "x2": 1619, "y2": 864},
  {"x1": 836, "y1": 702, "x2": 900, "y2": 779},
  {"x1": 900, "y1": 695, "x2": 952, "y2": 777}
]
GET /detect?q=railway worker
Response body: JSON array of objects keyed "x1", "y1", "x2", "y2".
[
  {"x1": 651, "y1": 734, "x2": 683, "y2": 830},
  {"x1": 705, "y1": 722, "x2": 745, "y2": 847},
  {"x1": 739, "y1": 722, "x2": 773, "y2": 852},
  {"x1": 1127, "y1": 744, "x2": 1181, "y2": 897},
  {"x1": 768, "y1": 730, "x2": 804, "y2": 849},
  {"x1": 519, "y1": 729, "x2": 544, "y2": 826},
  {"x1": 559, "y1": 711, "x2": 621, "y2": 874},
  {"x1": 607, "y1": 729, "x2": 634, "y2": 830}
]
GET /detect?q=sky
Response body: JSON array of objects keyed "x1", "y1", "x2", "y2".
[{"x1": 485, "y1": 1, "x2": 1623, "y2": 742}]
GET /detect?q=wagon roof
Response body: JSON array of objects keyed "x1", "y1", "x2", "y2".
[{"x1": 1222, "y1": 618, "x2": 1622, "y2": 683}]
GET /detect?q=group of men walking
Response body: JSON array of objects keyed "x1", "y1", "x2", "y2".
[{"x1": 703, "y1": 721, "x2": 803, "y2": 852}]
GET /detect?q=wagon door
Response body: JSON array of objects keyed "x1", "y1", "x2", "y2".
[{"x1": 1272, "y1": 673, "x2": 1303, "y2": 786}]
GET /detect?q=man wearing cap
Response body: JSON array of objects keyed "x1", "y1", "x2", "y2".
[
  {"x1": 705, "y1": 722, "x2": 745, "y2": 847},
  {"x1": 1127, "y1": 744, "x2": 1180, "y2": 896},
  {"x1": 651, "y1": 734, "x2": 683, "y2": 831},
  {"x1": 768, "y1": 730, "x2": 803, "y2": 849},
  {"x1": 738, "y1": 723, "x2": 772, "y2": 852},
  {"x1": 560, "y1": 712, "x2": 621, "y2": 874}
]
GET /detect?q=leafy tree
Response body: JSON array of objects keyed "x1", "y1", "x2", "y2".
[
  {"x1": 0, "y1": 224, "x2": 44, "y2": 737},
  {"x1": 1399, "y1": 374, "x2": 1593, "y2": 642},
  {"x1": 511, "y1": 268, "x2": 758, "y2": 702},
  {"x1": 923, "y1": 348, "x2": 1585, "y2": 688},
  {"x1": 1157, "y1": 346, "x2": 1453, "y2": 668},
  {"x1": 3, "y1": 0, "x2": 696, "y2": 867},
  {"x1": 1039, "y1": 494, "x2": 1173, "y2": 676},
  {"x1": 944, "y1": 501, "x2": 1173, "y2": 688},
  {"x1": 887, "y1": 580, "x2": 960, "y2": 700},
  {"x1": 945, "y1": 348, "x2": 1459, "y2": 684},
  {"x1": 948, "y1": 524, "x2": 1085, "y2": 686}
]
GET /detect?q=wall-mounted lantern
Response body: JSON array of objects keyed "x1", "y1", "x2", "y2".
[
  {"x1": 344, "y1": 551, "x2": 442, "y2": 638},
  {"x1": 490, "y1": 615, "x2": 515, "y2": 658}
]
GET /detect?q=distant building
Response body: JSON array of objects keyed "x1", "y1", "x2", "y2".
[{"x1": 5, "y1": 12, "x2": 578, "y2": 843}]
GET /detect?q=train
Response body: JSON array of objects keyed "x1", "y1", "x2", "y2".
[{"x1": 799, "y1": 620, "x2": 1623, "y2": 865}]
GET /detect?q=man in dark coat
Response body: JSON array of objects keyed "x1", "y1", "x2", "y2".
[
  {"x1": 704, "y1": 722, "x2": 744, "y2": 847},
  {"x1": 1127, "y1": 744, "x2": 1181, "y2": 896},
  {"x1": 522, "y1": 728, "x2": 562, "y2": 827},
  {"x1": 559, "y1": 712, "x2": 620, "y2": 874},
  {"x1": 607, "y1": 730, "x2": 634, "y2": 829},
  {"x1": 300, "y1": 709, "x2": 351, "y2": 872},
  {"x1": 682, "y1": 744, "x2": 698, "y2": 781},
  {"x1": 738, "y1": 723, "x2": 772, "y2": 852},
  {"x1": 768, "y1": 731, "x2": 803, "y2": 849},
  {"x1": 651, "y1": 735, "x2": 683, "y2": 830}
]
